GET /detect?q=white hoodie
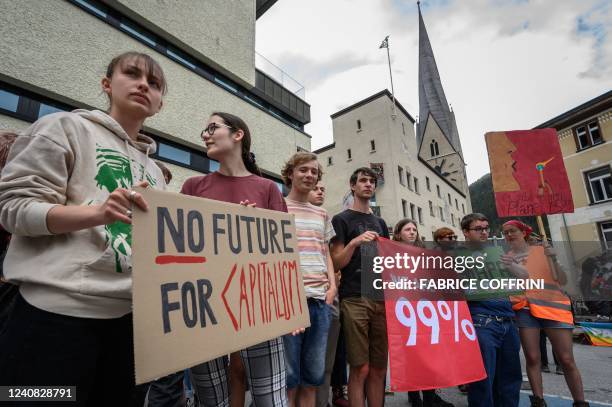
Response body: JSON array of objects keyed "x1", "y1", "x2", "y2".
[{"x1": 0, "y1": 110, "x2": 166, "y2": 318}]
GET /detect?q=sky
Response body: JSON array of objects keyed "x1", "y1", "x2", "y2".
[{"x1": 255, "y1": 0, "x2": 612, "y2": 184}]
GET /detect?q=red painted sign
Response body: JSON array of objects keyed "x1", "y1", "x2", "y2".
[
  {"x1": 378, "y1": 239, "x2": 486, "y2": 391},
  {"x1": 485, "y1": 129, "x2": 574, "y2": 217}
]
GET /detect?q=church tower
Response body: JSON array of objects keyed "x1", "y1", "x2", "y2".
[{"x1": 416, "y1": 2, "x2": 469, "y2": 197}]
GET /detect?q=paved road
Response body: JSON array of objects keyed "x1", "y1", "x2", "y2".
[{"x1": 383, "y1": 342, "x2": 612, "y2": 407}]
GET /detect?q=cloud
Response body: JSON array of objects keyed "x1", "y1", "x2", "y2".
[
  {"x1": 576, "y1": 1, "x2": 612, "y2": 79},
  {"x1": 271, "y1": 52, "x2": 377, "y2": 91},
  {"x1": 256, "y1": 0, "x2": 612, "y2": 182}
]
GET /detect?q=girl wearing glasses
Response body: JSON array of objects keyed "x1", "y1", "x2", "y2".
[
  {"x1": 181, "y1": 112, "x2": 288, "y2": 407},
  {"x1": 500, "y1": 220, "x2": 588, "y2": 407},
  {"x1": 392, "y1": 219, "x2": 454, "y2": 407},
  {"x1": 0, "y1": 52, "x2": 167, "y2": 404}
]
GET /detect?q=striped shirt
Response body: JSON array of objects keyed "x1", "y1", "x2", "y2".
[{"x1": 285, "y1": 198, "x2": 336, "y2": 300}]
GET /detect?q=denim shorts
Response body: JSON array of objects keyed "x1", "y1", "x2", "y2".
[
  {"x1": 514, "y1": 308, "x2": 574, "y2": 329},
  {"x1": 283, "y1": 298, "x2": 332, "y2": 388}
]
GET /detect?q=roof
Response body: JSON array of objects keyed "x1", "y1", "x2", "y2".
[
  {"x1": 256, "y1": 0, "x2": 278, "y2": 19},
  {"x1": 312, "y1": 142, "x2": 336, "y2": 154},
  {"x1": 329, "y1": 89, "x2": 416, "y2": 123},
  {"x1": 416, "y1": 3, "x2": 463, "y2": 158},
  {"x1": 534, "y1": 90, "x2": 612, "y2": 130}
]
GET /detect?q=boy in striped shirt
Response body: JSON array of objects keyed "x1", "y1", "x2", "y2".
[{"x1": 281, "y1": 152, "x2": 336, "y2": 407}]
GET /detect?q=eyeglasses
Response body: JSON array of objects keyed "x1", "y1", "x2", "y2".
[
  {"x1": 469, "y1": 227, "x2": 490, "y2": 233},
  {"x1": 201, "y1": 122, "x2": 234, "y2": 138},
  {"x1": 440, "y1": 235, "x2": 458, "y2": 241}
]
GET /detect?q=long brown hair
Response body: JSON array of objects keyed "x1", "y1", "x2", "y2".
[
  {"x1": 393, "y1": 218, "x2": 424, "y2": 248},
  {"x1": 211, "y1": 112, "x2": 261, "y2": 176}
]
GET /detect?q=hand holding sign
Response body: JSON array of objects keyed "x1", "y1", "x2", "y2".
[{"x1": 132, "y1": 188, "x2": 309, "y2": 384}]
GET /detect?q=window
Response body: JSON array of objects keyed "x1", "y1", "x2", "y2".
[
  {"x1": 414, "y1": 178, "x2": 420, "y2": 194},
  {"x1": 410, "y1": 203, "x2": 416, "y2": 220},
  {"x1": 209, "y1": 159, "x2": 220, "y2": 172},
  {"x1": 38, "y1": 103, "x2": 63, "y2": 118},
  {"x1": 0, "y1": 89, "x2": 19, "y2": 112},
  {"x1": 429, "y1": 201, "x2": 434, "y2": 216},
  {"x1": 448, "y1": 193, "x2": 452, "y2": 205},
  {"x1": 430, "y1": 139, "x2": 440, "y2": 157},
  {"x1": 436, "y1": 185, "x2": 441, "y2": 198},
  {"x1": 158, "y1": 143, "x2": 191, "y2": 165},
  {"x1": 357, "y1": 119, "x2": 362, "y2": 130},
  {"x1": 327, "y1": 156, "x2": 333, "y2": 166},
  {"x1": 599, "y1": 221, "x2": 612, "y2": 250},
  {"x1": 120, "y1": 20, "x2": 157, "y2": 47},
  {"x1": 347, "y1": 149, "x2": 352, "y2": 160},
  {"x1": 451, "y1": 213, "x2": 455, "y2": 226},
  {"x1": 406, "y1": 171, "x2": 413, "y2": 190},
  {"x1": 402, "y1": 199, "x2": 407, "y2": 217},
  {"x1": 462, "y1": 203, "x2": 465, "y2": 214},
  {"x1": 73, "y1": 0, "x2": 107, "y2": 17},
  {"x1": 586, "y1": 166, "x2": 612, "y2": 203},
  {"x1": 455, "y1": 198, "x2": 459, "y2": 210},
  {"x1": 574, "y1": 120, "x2": 602, "y2": 150},
  {"x1": 402, "y1": 122, "x2": 406, "y2": 135},
  {"x1": 426, "y1": 176, "x2": 431, "y2": 191},
  {"x1": 439, "y1": 206, "x2": 445, "y2": 221},
  {"x1": 0, "y1": 80, "x2": 223, "y2": 177},
  {"x1": 68, "y1": 0, "x2": 305, "y2": 132},
  {"x1": 398, "y1": 166, "x2": 405, "y2": 185},
  {"x1": 417, "y1": 207, "x2": 423, "y2": 225},
  {"x1": 370, "y1": 140, "x2": 376, "y2": 151}
]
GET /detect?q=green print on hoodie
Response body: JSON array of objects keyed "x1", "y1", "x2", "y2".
[{"x1": 95, "y1": 145, "x2": 157, "y2": 273}]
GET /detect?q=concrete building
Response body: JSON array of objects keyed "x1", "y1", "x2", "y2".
[
  {"x1": 0, "y1": 0, "x2": 311, "y2": 191},
  {"x1": 536, "y1": 91, "x2": 612, "y2": 263},
  {"x1": 313, "y1": 4, "x2": 471, "y2": 238}
]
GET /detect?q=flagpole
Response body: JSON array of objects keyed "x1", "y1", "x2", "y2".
[{"x1": 380, "y1": 35, "x2": 396, "y2": 119}]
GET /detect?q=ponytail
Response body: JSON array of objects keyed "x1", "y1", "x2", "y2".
[{"x1": 212, "y1": 112, "x2": 261, "y2": 176}]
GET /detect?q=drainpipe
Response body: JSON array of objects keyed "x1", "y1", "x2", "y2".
[{"x1": 562, "y1": 213, "x2": 576, "y2": 266}]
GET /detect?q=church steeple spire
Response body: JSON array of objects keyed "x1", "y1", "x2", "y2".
[{"x1": 417, "y1": 3, "x2": 463, "y2": 159}]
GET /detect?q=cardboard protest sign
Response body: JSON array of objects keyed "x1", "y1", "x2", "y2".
[
  {"x1": 132, "y1": 188, "x2": 309, "y2": 384},
  {"x1": 378, "y1": 239, "x2": 486, "y2": 391},
  {"x1": 485, "y1": 129, "x2": 574, "y2": 217}
]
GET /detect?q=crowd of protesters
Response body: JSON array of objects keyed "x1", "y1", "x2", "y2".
[{"x1": 0, "y1": 52, "x2": 591, "y2": 407}]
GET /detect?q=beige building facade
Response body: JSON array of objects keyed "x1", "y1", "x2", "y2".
[
  {"x1": 537, "y1": 91, "x2": 612, "y2": 263},
  {"x1": 0, "y1": 0, "x2": 311, "y2": 191},
  {"x1": 314, "y1": 91, "x2": 470, "y2": 239}
]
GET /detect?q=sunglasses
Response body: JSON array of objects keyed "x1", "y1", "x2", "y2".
[{"x1": 440, "y1": 235, "x2": 458, "y2": 241}]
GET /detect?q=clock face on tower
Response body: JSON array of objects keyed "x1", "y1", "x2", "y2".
[{"x1": 427, "y1": 154, "x2": 465, "y2": 193}]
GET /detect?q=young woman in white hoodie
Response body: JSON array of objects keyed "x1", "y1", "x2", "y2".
[{"x1": 0, "y1": 52, "x2": 167, "y2": 405}]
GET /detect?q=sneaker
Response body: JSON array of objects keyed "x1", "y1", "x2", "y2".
[
  {"x1": 332, "y1": 386, "x2": 348, "y2": 407},
  {"x1": 541, "y1": 364, "x2": 551, "y2": 373},
  {"x1": 555, "y1": 365, "x2": 564, "y2": 375}
]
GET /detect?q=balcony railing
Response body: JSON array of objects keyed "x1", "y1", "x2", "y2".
[{"x1": 255, "y1": 52, "x2": 305, "y2": 100}]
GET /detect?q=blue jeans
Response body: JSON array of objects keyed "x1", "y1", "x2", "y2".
[
  {"x1": 284, "y1": 298, "x2": 332, "y2": 389},
  {"x1": 468, "y1": 315, "x2": 522, "y2": 407}
]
